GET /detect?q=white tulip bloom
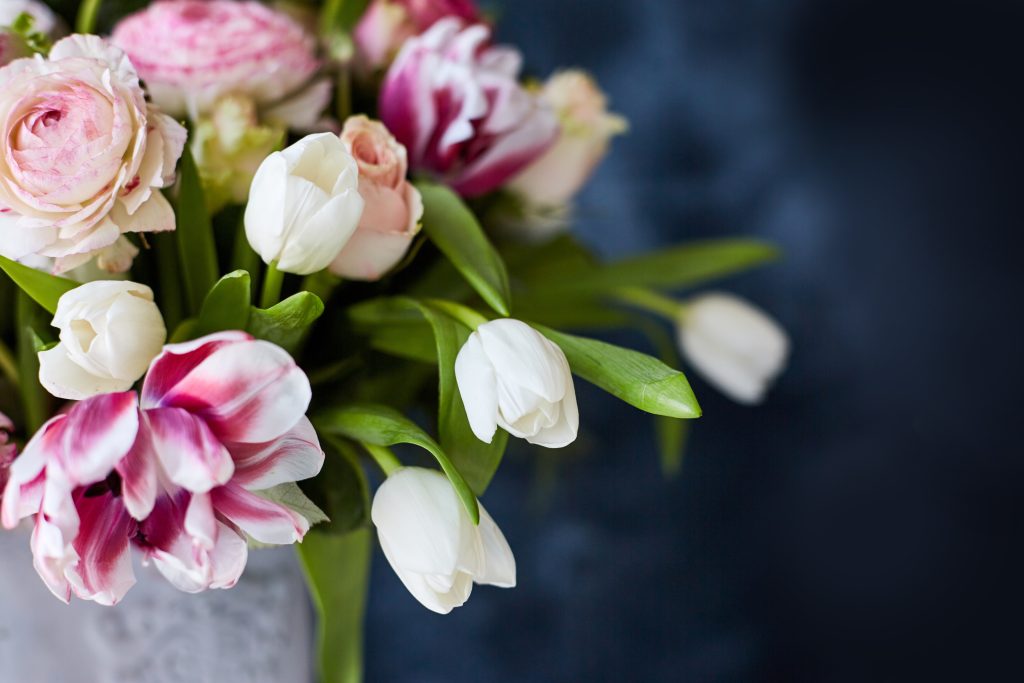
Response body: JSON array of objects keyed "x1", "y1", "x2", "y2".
[
  {"x1": 677, "y1": 292, "x2": 789, "y2": 404},
  {"x1": 372, "y1": 467, "x2": 516, "y2": 615},
  {"x1": 455, "y1": 319, "x2": 578, "y2": 448},
  {"x1": 244, "y1": 132, "x2": 364, "y2": 275},
  {"x1": 38, "y1": 281, "x2": 166, "y2": 400}
]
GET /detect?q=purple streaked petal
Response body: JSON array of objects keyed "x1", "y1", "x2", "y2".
[
  {"x1": 66, "y1": 490, "x2": 136, "y2": 606},
  {"x1": 57, "y1": 391, "x2": 140, "y2": 486},
  {"x1": 211, "y1": 484, "x2": 309, "y2": 545},
  {"x1": 228, "y1": 416, "x2": 325, "y2": 490},
  {"x1": 115, "y1": 416, "x2": 159, "y2": 520},
  {"x1": 30, "y1": 514, "x2": 74, "y2": 604},
  {"x1": 141, "y1": 331, "x2": 252, "y2": 408},
  {"x1": 144, "y1": 407, "x2": 234, "y2": 493},
  {"x1": 2, "y1": 415, "x2": 63, "y2": 528}
]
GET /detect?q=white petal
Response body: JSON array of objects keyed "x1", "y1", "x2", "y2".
[
  {"x1": 454, "y1": 333, "x2": 500, "y2": 443},
  {"x1": 474, "y1": 505, "x2": 516, "y2": 588}
]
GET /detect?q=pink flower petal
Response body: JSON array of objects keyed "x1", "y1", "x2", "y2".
[
  {"x1": 211, "y1": 484, "x2": 309, "y2": 545},
  {"x1": 2, "y1": 415, "x2": 61, "y2": 528},
  {"x1": 30, "y1": 514, "x2": 74, "y2": 604},
  {"x1": 56, "y1": 391, "x2": 140, "y2": 486},
  {"x1": 115, "y1": 417, "x2": 159, "y2": 520},
  {"x1": 66, "y1": 490, "x2": 137, "y2": 606},
  {"x1": 143, "y1": 407, "x2": 235, "y2": 493},
  {"x1": 229, "y1": 416, "x2": 325, "y2": 491},
  {"x1": 141, "y1": 331, "x2": 252, "y2": 408}
]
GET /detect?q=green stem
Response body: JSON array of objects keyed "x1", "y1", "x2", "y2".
[
  {"x1": 614, "y1": 287, "x2": 683, "y2": 321},
  {"x1": 0, "y1": 339, "x2": 19, "y2": 388},
  {"x1": 75, "y1": 0, "x2": 103, "y2": 33},
  {"x1": 426, "y1": 299, "x2": 490, "y2": 330},
  {"x1": 363, "y1": 443, "x2": 402, "y2": 476},
  {"x1": 260, "y1": 262, "x2": 285, "y2": 309},
  {"x1": 302, "y1": 270, "x2": 342, "y2": 304},
  {"x1": 336, "y1": 62, "x2": 352, "y2": 122}
]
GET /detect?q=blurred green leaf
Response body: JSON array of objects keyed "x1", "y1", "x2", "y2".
[
  {"x1": 656, "y1": 416, "x2": 690, "y2": 478},
  {"x1": 297, "y1": 528, "x2": 372, "y2": 683},
  {"x1": 174, "y1": 146, "x2": 220, "y2": 314},
  {"x1": 0, "y1": 255, "x2": 77, "y2": 315},
  {"x1": 319, "y1": 0, "x2": 371, "y2": 34},
  {"x1": 194, "y1": 270, "x2": 251, "y2": 337},
  {"x1": 15, "y1": 293, "x2": 52, "y2": 432},
  {"x1": 255, "y1": 481, "x2": 328, "y2": 527},
  {"x1": 536, "y1": 325, "x2": 701, "y2": 419},
  {"x1": 248, "y1": 291, "x2": 324, "y2": 354},
  {"x1": 417, "y1": 182, "x2": 511, "y2": 316},
  {"x1": 315, "y1": 403, "x2": 479, "y2": 524},
  {"x1": 304, "y1": 435, "x2": 371, "y2": 535},
  {"x1": 368, "y1": 322, "x2": 437, "y2": 364}
]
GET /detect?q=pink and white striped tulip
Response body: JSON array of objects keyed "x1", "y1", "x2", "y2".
[
  {"x1": 1, "y1": 332, "x2": 325, "y2": 605},
  {"x1": 0, "y1": 411, "x2": 15, "y2": 494},
  {"x1": 354, "y1": 0, "x2": 481, "y2": 71},
  {"x1": 379, "y1": 19, "x2": 560, "y2": 197}
]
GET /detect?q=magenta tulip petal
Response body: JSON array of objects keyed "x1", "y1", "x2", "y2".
[
  {"x1": 144, "y1": 407, "x2": 235, "y2": 493},
  {"x1": 66, "y1": 490, "x2": 137, "y2": 606},
  {"x1": 30, "y1": 515, "x2": 74, "y2": 603},
  {"x1": 141, "y1": 331, "x2": 252, "y2": 408},
  {"x1": 57, "y1": 391, "x2": 140, "y2": 486},
  {"x1": 1, "y1": 415, "x2": 60, "y2": 528},
  {"x1": 229, "y1": 416, "x2": 325, "y2": 490},
  {"x1": 211, "y1": 484, "x2": 309, "y2": 545},
  {"x1": 116, "y1": 418, "x2": 159, "y2": 520},
  {"x1": 153, "y1": 340, "x2": 312, "y2": 444}
]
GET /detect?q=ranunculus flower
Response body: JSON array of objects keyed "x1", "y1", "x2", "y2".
[
  {"x1": 354, "y1": 0, "x2": 481, "y2": 72},
  {"x1": 379, "y1": 18, "x2": 559, "y2": 197},
  {"x1": 330, "y1": 116, "x2": 423, "y2": 281},
  {"x1": 0, "y1": 35, "x2": 186, "y2": 273},
  {"x1": 2, "y1": 332, "x2": 324, "y2": 604},
  {"x1": 372, "y1": 466, "x2": 515, "y2": 614},
  {"x1": 245, "y1": 133, "x2": 365, "y2": 275},
  {"x1": 38, "y1": 281, "x2": 166, "y2": 401},
  {"x1": 677, "y1": 292, "x2": 789, "y2": 404},
  {"x1": 509, "y1": 70, "x2": 628, "y2": 208},
  {"x1": 455, "y1": 319, "x2": 579, "y2": 448},
  {"x1": 112, "y1": 0, "x2": 324, "y2": 126}
]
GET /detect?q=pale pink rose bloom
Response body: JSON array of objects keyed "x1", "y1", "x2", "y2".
[
  {"x1": 509, "y1": 70, "x2": 628, "y2": 208},
  {"x1": 112, "y1": 0, "x2": 325, "y2": 125},
  {"x1": 0, "y1": 35, "x2": 187, "y2": 273},
  {"x1": 379, "y1": 19, "x2": 560, "y2": 197},
  {"x1": 1, "y1": 332, "x2": 325, "y2": 605},
  {"x1": 354, "y1": 0, "x2": 480, "y2": 71},
  {"x1": 331, "y1": 116, "x2": 423, "y2": 281}
]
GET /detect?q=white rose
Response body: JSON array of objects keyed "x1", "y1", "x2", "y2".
[
  {"x1": 677, "y1": 292, "x2": 789, "y2": 404},
  {"x1": 244, "y1": 133, "x2": 364, "y2": 275},
  {"x1": 38, "y1": 281, "x2": 167, "y2": 400},
  {"x1": 372, "y1": 467, "x2": 516, "y2": 614},
  {"x1": 455, "y1": 319, "x2": 579, "y2": 448}
]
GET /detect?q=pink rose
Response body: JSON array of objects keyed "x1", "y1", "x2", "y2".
[
  {"x1": 330, "y1": 116, "x2": 423, "y2": 281},
  {"x1": 112, "y1": 1, "x2": 323, "y2": 123},
  {"x1": 354, "y1": 0, "x2": 481, "y2": 71},
  {"x1": 379, "y1": 19, "x2": 559, "y2": 197},
  {"x1": 0, "y1": 35, "x2": 186, "y2": 273}
]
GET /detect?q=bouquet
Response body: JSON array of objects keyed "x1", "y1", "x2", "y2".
[{"x1": 0, "y1": 0, "x2": 789, "y2": 679}]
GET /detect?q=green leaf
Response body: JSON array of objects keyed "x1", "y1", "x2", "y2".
[
  {"x1": 248, "y1": 291, "x2": 324, "y2": 354},
  {"x1": 417, "y1": 182, "x2": 511, "y2": 315},
  {"x1": 536, "y1": 325, "x2": 702, "y2": 419},
  {"x1": 194, "y1": 270, "x2": 251, "y2": 337},
  {"x1": 254, "y1": 481, "x2": 328, "y2": 528},
  {"x1": 297, "y1": 528, "x2": 372, "y2": 683},
  {"x1": 368, "y1": 323, "x2": 438, "y2": 364},
  {"x1": 304, "y1": 435, "x2": 371, "y2": 535},
  {"x1": 315, "y1": 403, "x2": 480, "y2": 523},
  {"x1": 15, "y1": 293, "x2": 52, "y2": 432},
  {"x1": 0, "y1": 255, "x2": 78, "y2": 315},
  {"x1": 174, "y1": 145, "x2": 220, "y2": 314},
  {"x1": 417, "y1": 303, "x2": 508, "y2": 495},
  {"x1": 320, "y1": 0, "x2": 371, "y2": 34}
]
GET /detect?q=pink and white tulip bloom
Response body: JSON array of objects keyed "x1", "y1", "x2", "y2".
[
  {"x1": 379, "y1": 19, "x2": 559, "y2": 197},
  {"x1": 354, "y1": 0, "x2": 481, "y2": 72},
  {"x1": 330, "y1": 116, "x2": 423, "y2": 281},
  {"x1": 0, "y1": 411, "x2": 15, "y2": 493},
  {"x1": 112, "y1": 0, "x2": 325, "y2": 127},
  {"x1": 1, "y1": 332, "x2": 325, "y2": 605},
  {"x1": 0, "y1": 35, "x2": 187, "y2": 273},
  {"x1": 372, "y1": 467, "x2": 515, "y2": 614}
]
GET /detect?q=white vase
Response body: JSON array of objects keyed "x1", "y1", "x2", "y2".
[{"x1": 0, "y1": 529, "x2": 313, "y2": 683}]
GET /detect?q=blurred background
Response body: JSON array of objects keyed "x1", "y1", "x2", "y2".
[{"x1": 363, "y1": 0, "x2": 1024, "y2": 681}]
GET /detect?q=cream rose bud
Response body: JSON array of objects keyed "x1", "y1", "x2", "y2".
[
  {"x1": 372, "y1": 467, "x2": 516, "y2": 614},
  {"x1": 677, "y1": 292, "x2": 789, "y2": 405},
  {"x1": 455, "y1": 319, "x2": 579, "y2": 448},
  {"x1": 38, "y1": 281, "x2": 167, "y2": 400},
  {"x1": 509, "y1": 70, "x2": 628, "y2": 208},
  {"x1": 330, "y1": 116, "x2": 423, "y2": 281},
  {"x1": 245, "y1": 133, "x2": 365, "y2": 275}
]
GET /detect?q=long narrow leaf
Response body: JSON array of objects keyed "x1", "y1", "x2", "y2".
[
  {"x1": 174, "y1": 146, "x2": 220, "y2": 313},
  {"x1": 0, "y1": 255, "x2": 77, "y2": 315}
]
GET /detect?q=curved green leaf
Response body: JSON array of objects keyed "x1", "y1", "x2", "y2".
[
  {"x1": 174, "y1": 145, "x2": 220, "y2": 313},
  {"x1": 195, "y1": 270, "x2": 251, "y2": 337},
  {"x1": 0, "y1": 255, "x2": 77, "y2": 315},
  {"x1": 248, "y1": 291, "x2": 324, "y2": 354}
]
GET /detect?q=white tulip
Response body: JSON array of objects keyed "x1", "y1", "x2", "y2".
[
  {"x1": 38, "y1": 281, "x2": 166, "y2": 400},
  {"x1": 455, "y1": 319, "x2": 578, "y2": 448},
  {"x1": 372, "y1": 467, "x2": 516, "y2": 614},
  {"x1": 677, "y1": 292, "x2": 789, "y2": 404},
  {"x1": 244, "y1": 132, "x2": 364, "y2": 275}
]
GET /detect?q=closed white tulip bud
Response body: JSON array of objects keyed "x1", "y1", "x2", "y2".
[
  {"x1": 38, "y1": 281, "x2": 166, "y2": 400},
  {"x1": 455, "y1": 319, "x2": 579, "y2": 448},
  {"x1": 372, "y1": 467, "x2": 516, "y2": 614},
  {"x1": 677, "y1": 292, "x2": 789, "y2": 404},
  {"x1": 244, "y1": 132, "x2": 364, "y2": 275}
]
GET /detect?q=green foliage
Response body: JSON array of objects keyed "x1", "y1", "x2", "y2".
[
  {"x1": 305, "y1": 436, "x2": 371, "y2": 535},
  {"x1": 194, "y1": 270, "x2": 251, "y2": 337},
  {"x1": 173, "y1": 146, "x2": 220, "y2": 315},
  {"x1": 15, "y1": 294, "x2": 52, "y2": 432},
  {"x1": 248, "y1": 291, "x2": 325, "y2": 354},
  {"x1": 0, "y1": 255, "x2": 78, "y2": 315}
]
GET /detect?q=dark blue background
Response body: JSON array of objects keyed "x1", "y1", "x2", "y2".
[{"x1": 365, "y1": 1, "x2": 1024, "y2": 681}]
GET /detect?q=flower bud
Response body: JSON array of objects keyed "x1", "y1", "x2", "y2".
[
  {"x1": 509, "y1": 70, "x2": 627, "y2": 209},
  {"x1": 330, "y1": 116, "x2": 423, "y2": 281},
  {"x1": 677, "y1": 292, "x2": 789, "y2": 404},
  {"x1": 244, "y1": 133, "x2": 365, "y2": 275},
  {"x1": 38, "y1": 281, "x2": 167, "y2": 400},
  {"x1": 455, "y1": 319, "x2": 579, "y2": 448},
  {"x1": 372, "y1": 467, "x2": 515, "y2": 614}
]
